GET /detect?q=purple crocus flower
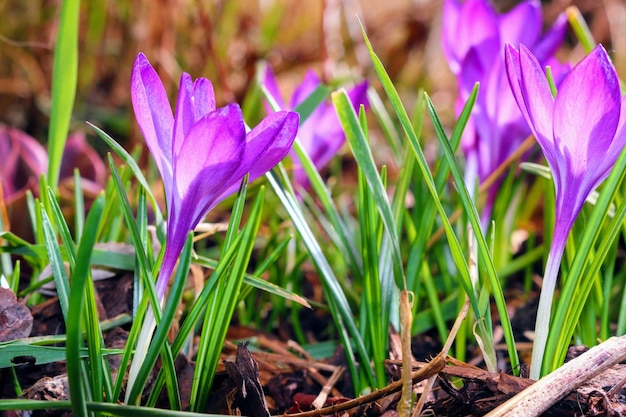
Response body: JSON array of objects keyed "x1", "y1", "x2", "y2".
[
  {"x1": 0, "y1": 125, "x2": 106, "y2": 240},
  {"x1": 0, "y1": 124, "x2": 48, "y2": 205},
  {"x1": 131, "y1": 53, "x2": 299, "y2": 298},
  {"x1": 263, "y1": 67, "x2": 368, "y2": 191},
  {"x1": 442, "y1": 0, "x2": 567, "y2": 223},
  {"x1": 505, "y1": 44, "x2": 626, "y2": 379}
]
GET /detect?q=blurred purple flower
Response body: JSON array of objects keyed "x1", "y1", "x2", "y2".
[
  {"x1": 505, "y1": 44, "x2": 626, "y2": 378},
  {"x1": 0, "y1": 125, "x2": 106, "y2": 240},
  {"x1": 442, "y1": 0, "x2": 567, "y2": 221},
  {"x1": 59, "y1": 132, "x2": 107, "y2": 197},
  {"x1": 131, "y1": 53, "x2": 299, "y2": 298},
  {"x1": 263, "y1": 67, "x2": 368, "y2": 190},
  {"x1": 0, "y1": 124, "x2": 48, "y2": 205}
]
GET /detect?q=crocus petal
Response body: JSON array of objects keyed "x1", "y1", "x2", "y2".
[
  {"x1": 445, "y1": 0, "x2": 566, "y2": 203},
  {"x1": 0, "y1": 126, "x2": 48, "y2": 200},
  {"x1": 533, "y1": 13, "x2": 569, "y2": 62},
  {"x1": 498, "y1": 0, "x2": 541, "y2": 48},
  {"x1": 458, "y1": 48, "x2": 491, "y2": 96},
  {"x1": 60, "y1": 132, "x2": 106, "y2": 187},
  {"x1": 606, "y1": 96, "x2": 626, "y2": 175},
  {"x1": 553, "y1": 45, "x2": 621, "y2": 177},
  {"x1": 263, "y1": 66, "x2": 287, "y2": 110},
  {"x1": 174, "y1": 104, "x2": 246, "y2": 197},
  {"x1": 457, "y1": 0, "x2": 500, "y2": 70},
  {"x1": 296, "y1": 79, "x2": 368, "y2": 170},
  {"x1": 10, "y1": 128, "x2": 48, "y2": 180},
  {"x1": 347, "y1": 81, "x2": 369, "y2": 113},
  {"x1": 131, "y1": 53, "x2": 174, "y2": 187},
  {"x1": 291, "y1": 71, "x2": 323, "y2": 108},
  {"x1": 173, "y1": 74, "x2": 216, "y2": 158},
  {"x1": 506, "y1": 45, "x2": 557, "y2": 162},
  {"x1": 213, "y1": 111, "x2": 299, "y2": 203},
  {"x1": 441, "y1": 0, "x2": 462, "y2": 72}
]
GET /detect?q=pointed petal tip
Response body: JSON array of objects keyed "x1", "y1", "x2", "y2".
[
  {"x1": 504, "y1": 43, "x2": 518, "y2": 56},
  {"x1": 132, "y1": 52, "x2": 151, "y2": 72}
]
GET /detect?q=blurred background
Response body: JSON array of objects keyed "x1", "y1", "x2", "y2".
[{"x1": 0, "y1": 0, "x2": 622, "y2": 153}]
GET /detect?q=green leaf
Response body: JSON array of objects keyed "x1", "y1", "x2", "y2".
[
  {"x1": 293, "y1": 84, "x2": 332, "y2": 123},
  {"x1": 190, "y1": 188, "x2": 262, "y2": 411},
  {"x1": 266, "y1": 168, "x2": 375, "y2": 390},
  {"x1": 40, "y1": 208, "x2": 70, "y2": 321},
  {"x1": 47, "y1": 0, "x2": 80, "y2": 188},
  {"x1": 0, "y1": 342, "x2": 122, "y2": 369},
  {"x1": 89, "y1": 123, "x2": 163, "y2": 225},
  {"x1": 332, "y1": 90, "x2": 404, "y2": 290},
  {"x1": 66, "y1": 194, "x2": 104, "y2": 417},
  {"x1": 425, "y1": 92, "x2": 518, "y2": 374}
]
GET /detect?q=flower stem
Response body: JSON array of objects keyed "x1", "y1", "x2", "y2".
[{"x1": 529, "y1": 223, "x2": 569, "y2": 380}]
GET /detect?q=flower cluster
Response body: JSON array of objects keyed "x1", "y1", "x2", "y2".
[
  {"x1": 263, "y1": 67, "x2": 368, "y2": 191},
  {"x1": 131, "y1": 54, "x2": 299, "y2": 297},
  {"x1": 442, "y1": 0, "x2": 567, "y2": 221}
]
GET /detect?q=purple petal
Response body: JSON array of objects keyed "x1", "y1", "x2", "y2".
[
  {"x1": 214, "y1": 111, "x2": 299, "y2": 203},
  {"x1": 347, "y1": 81, "x2": 369, "y2": 112},
  {"x1": 291, "y1": 71, "x2": 322, "y2": 108},
  {"x1": 0, "y1": 126, "x2": 48, "y2": 200},
  {"x1": 295, "y1": 79, "x2": 368, "y2": 168},
  {"x1": 174, "y1": 104, "x2": 246, "y2": 197},
  {"x1": 498, "y1": 1, "x2": 541, "y2": 49},
  {"x1": 131, "y1": 53, "x2": 174, "y2": 186},
  {"x1": 171, "y1": 159, "x2": 242, "y2": 241},
  {"x1": 458, "y1": 48, "x2": 491, "y2": 96},
  {"x1": 506, "y1": 45, "x2": 556, "y2": 164},
  {"x1": 553, "y1": 45, "x2": 621, "y2": 177},
  {"x1": 60, "y1": 132, "x2": 106, "y2": 186},
  {"x1": 192, "y1": 78, "x2": 216, "y2": 118},
  {"x1": 263, "y1": 66, "x2": 287, "y2": 110},
  {"x1": 299, "y1": 104, "x2": 344, "y2": 167},
  {"x1": 173, "y1": 73, "x2": 196, "y2": 156},
  {"x1": 455, "y1": 0, "x2": 500, "y2": 71},
  {"x1": 173, "y1": 74, "x2": 216, "y2": 157},
  {"x1": 441, "y1": 0, "x2": 462, "y2": 72},
  {"x1": 607, "y1": 96, "x2": 626, "y2": 173},
  {"x1": 533, "y1": 13, "x2": 568, "y2": 63}
]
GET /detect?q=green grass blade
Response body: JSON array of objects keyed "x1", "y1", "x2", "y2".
[
  {"x1": 47, "y1": 0, "x2": 80, "y2": 188},
  {"x1": 357, "y1": 166, "x2": 386, "y2": 388},
  {"x1": 46, "y1": 188, "x2": 77, "y2": 255},
  {"x1": 190, "y1": 190, "x2": 264, "y2": 411},
  {"x1": 266, "y1": 168, "x2": 374, "y2": 390},
  {"x1": 87, "y1": 402, "x2": 226, "y2": 417},
  {"x1": 360, "y1": 26, "x2": 479, "y2": 315},
  {"x1": 66, "y1": 194, "x2": 104, "y2": 417},
  {"x1": 89, "y1": 123, "x2": 163, "y2": 225},
  {"x1": 0, "y1": 400, "x2": 71, "y2": 411},
  {"x1": 126, "y1": 234, "x2": 193, "y2": 408},
  {"x1": 332, "y1": 90, "x2": 404, "y2": 290},
  {"x1": 73, "y1": 169, "x2": 85, "y2": 236},
  {"x1": 146, "y1": 232, "x2": 246, "y2": 407},
  {"x1": 292, "y1": 84, "x2": 332, "y2": 123},
  {"x1": 195, "y1": 255, "x2": 310, "y2": 307},
  {"x1": 425, "y1": 93, "x2": 518, "y2": 373},
  {"x1": 261, "y1": 85, "x2": 363, "y2": 278},
  {"x1": 107, "y1": 157, "x2": 161, "y2": 402},
  {"x1": 40, "y1": 208, "x2": 70, "y2": 321}
]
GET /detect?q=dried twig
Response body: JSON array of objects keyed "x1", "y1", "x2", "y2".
[
  {"x1": 282, "y1": 353, "x2": 446, "y2": 417},
  {"x1": 485, "y1": 335, "x2": 626, "y2": 417}
]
